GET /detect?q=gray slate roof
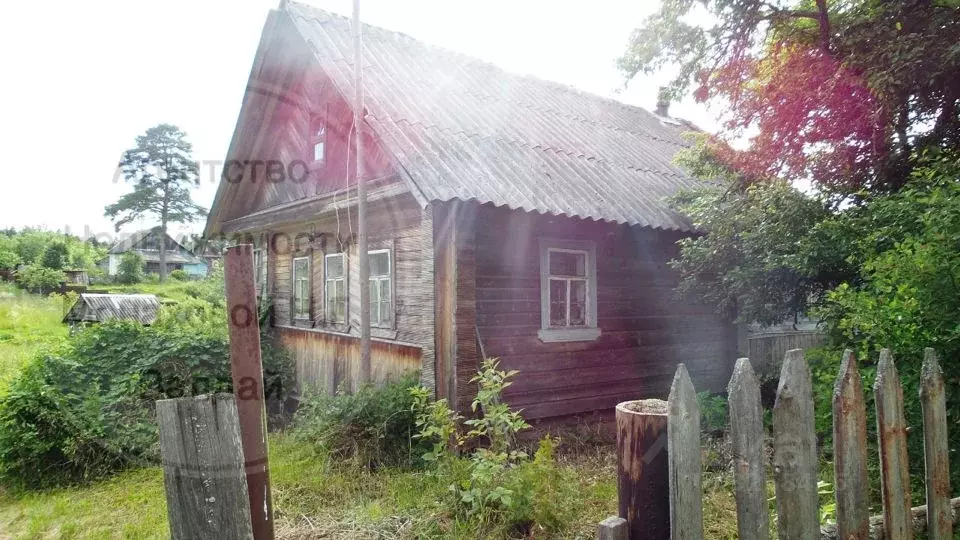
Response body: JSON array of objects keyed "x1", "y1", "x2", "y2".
[
  {"x1": 108, "y1": 228, "x2": 205, "y2": 265},
  {"x1": 62, "y1": 294, "x2": 161, "y2": 324},
  {"x1": 284, "y1": 2, "x2": 701, "y2": 231}
]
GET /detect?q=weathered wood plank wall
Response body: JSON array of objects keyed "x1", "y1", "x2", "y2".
[
  {"x1": 472, "y1": 203, "x2": 736, "y2": 420},
  {"x1": 263, "y1": 192, "x2": 432, "y2": 394},
  {"x1": 277, "y1": 326, "x2": 422, "y2": 394}
]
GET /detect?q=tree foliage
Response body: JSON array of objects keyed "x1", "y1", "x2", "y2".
[
  {"x1": 40, "y1": 242, "x2": 69, "y2": 270},
  {"x1": 620, "y1": 0, "x2": 960, "y2": 196},
  {"x1": 117, "y1": 252, "x2": 144, "y2": 285},
  {"x1": 670, "y1": 179, "x2": 833, "y2": 325},
  {"x1": 105, "y1": 124, "x2": 206, "y2": 281}
]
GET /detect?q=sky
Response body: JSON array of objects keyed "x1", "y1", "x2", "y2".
[{"x1": 0, "y1": 0, "x2": 719, "y2": 243}]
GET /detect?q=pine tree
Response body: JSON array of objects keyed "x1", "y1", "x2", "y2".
[{"x1": 105, "y1": 124, "x2": 206, "y2": 282}]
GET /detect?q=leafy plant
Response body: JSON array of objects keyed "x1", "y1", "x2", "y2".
[
  {"x1": 116, "y1": 252, "x2": 144, "y2": 285},
  {"x1": 697, "y1": 391, "x2": 728, "y2": 434},
  {"x1": 168, "y1": 269, "x2": 188, "y2": 281},
  {"x1": 293, "y1": 374, "x2": 425, "y2": 469},
  {"x1": 40, "y1": 242, "x2": 69, "y2": 270},
  {"x1": 0, "y1": 303, "x2": 295, "y2": 488},
  {"x1": 15, "y1": 265, "x2": 65, "y2": 294}
]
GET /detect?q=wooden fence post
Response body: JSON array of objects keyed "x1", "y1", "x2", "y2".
[
  {"x1": 157, "y1": 394, "x2": 254, "y2": 540},
  {"x1": 833, "y1": 350, "x2": 870, "y2": 539},
  {"x1": 668, "y1": 363, "x2": 703, "y2": 540},
  {"x1": 772, "y1": 349, "x2": 819, "y2": 540},
  {"x1": 615, "y1": 399, "x2": 670, "y2": 539},
  {"x1": 920, "y1": 348, "x2": 952, "y2": 540},
  {"x1": 728, "y1": 358, "x2": 769, "y2": 540},
  {"x1": 597, "y1": 516, "x2": 629, "y2": 540},
  {"x1": 874, "y1": 348, "x2": 913, "y2": 540},
  {"x1": 224, "y1": 244, "x2": 274, "y2": 540}
]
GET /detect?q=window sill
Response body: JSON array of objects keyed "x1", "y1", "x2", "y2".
[{"x1": 537, "y1": 327, "x2": 601, "y2": 343}]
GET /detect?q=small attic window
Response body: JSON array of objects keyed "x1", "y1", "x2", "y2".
[{"x1": 310, "y1": 113, "x2": 326, "y2": 163}]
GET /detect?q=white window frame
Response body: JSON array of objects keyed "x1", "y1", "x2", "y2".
[
  {"x1": 538, "y1": 239, "x2": 600, "y2": 343},
  {"x1": 368, "y1": 248, "x2": 393, "y2": 328},
  {"x1": 292, "y1": 256, "x2": 311, "y2": 321},
  {"x1": 324, "y1": 252, "x2": 347, "y2": 324}
]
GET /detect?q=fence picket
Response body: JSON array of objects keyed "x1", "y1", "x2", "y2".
[
  {"x1": 668, "y1": 363, "x2": 703, "y2": 540},
  {"x1": 874, "y1": 349, "x2": 913, "y2": 540},
  {"x1": 832, "y1": 350, "x2": 870, "y2": 539},
  {"x1": 772, "y1": 349, "x2": 819, "y2": 540},
  {"x1": 920, "y1": 348, "x2": 952, "y2": 540},
  {"x1": 728, "y1": 358, "x2": 769, "y2": 540}
]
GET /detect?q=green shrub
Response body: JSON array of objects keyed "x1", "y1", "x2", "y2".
[
  {"x1": 697, "y1": 391, "x2": 729, "y2": 434},
  {"x1": 293, "y1": 373, "x2": 425, "y2": 469},
  {"x1": 168, "y1": 269, "x2": 188, "y2": 281},
  {"x1": 412, "y1": 358, "x2": 571, "y2": 535},
  {"x1": 117, "y1": 252, "x2": 144, "y2": 284},
  {"x1": 0, "y1": 309, "x2": 295, "y2": 489},
  {"x1": 15, "y1": 264, "x2": 65, "y2": 294},
  {"x1": 40, "y1": 242, "x2": 69, "y2": 270}
]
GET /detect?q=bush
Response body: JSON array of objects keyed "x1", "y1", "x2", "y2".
[
  {"x1": 293, "y1": 373, "x2": 425, "y2": 469},
  {"x1": 697, "y1": 391, "x2": 728, "y2": 434},
  {"x1": 169, "y1": 269, "x2": 188, "y2": 281},
  {"x1": 0, "y1": 308, "x2": 295, "y2": 488},
  {"x1": 40, "y1": 242, "x2": 69, "y2": 270},
  {"x1": 117, "y1": 252, "x2": 144, "y2": 284},
  {"x1": 15, "y1": 264, "x2": 65, "y2": 294},
  {"x1": 412, "y1": 358, "x2": 572, "y2": 535}
]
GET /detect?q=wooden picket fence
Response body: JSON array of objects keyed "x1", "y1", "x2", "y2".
[{"x1": 667, "y1": 347, "x2": 956, "y2": 540}]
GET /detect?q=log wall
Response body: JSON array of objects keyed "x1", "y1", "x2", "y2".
[{"x1": 472, "y1": 203, "x2": 737, "y2": 420}]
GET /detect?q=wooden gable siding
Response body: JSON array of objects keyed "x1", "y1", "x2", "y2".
[
  {"x1": 472, "y1": 204, "x2": 736, "y2": 421},
  {"x1": 266, "y1": 191, "x2": 436, "y2": 393},
  {"x1": 219, "y1": 14, "x2": 394, "y2": 224}
]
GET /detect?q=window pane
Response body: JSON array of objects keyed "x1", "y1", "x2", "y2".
[
  {"x1": 370, "y1": 251, "x2": 390, "y2": 276},
  {"x1": 549, "y1": 251, "x2": 585, "y2": 277},
  {"x1": 569, "y1": 279, "x2": 586, "y2": 326},
  {"x1": 549, "y1": 279, "x2": 567, "y2": 326},
  {"x1": 325, "y1": 254, "x2": 344, "y2": 278},
  {"x1": 313, "y1": 142, "x2": 325, "y2": 161}
]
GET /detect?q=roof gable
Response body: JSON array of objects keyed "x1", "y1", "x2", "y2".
[{"x1": 209, "y1": 3, "x2": 701, "y2": 234}]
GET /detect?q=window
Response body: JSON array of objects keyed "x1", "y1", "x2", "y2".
[
  {"x1": 324, "y1": 252, "x2": 347, "y2": 324},
  {"x1": 310, "y1": 114, "x2": 326, "y2": 163},
  {"x1": 538, "y1": 240, "x2": 599, "y2": 342},
  {"x1": 253, "y1": 247, "x2": 267, "y2": 296},
  {"x1": 292, "y1": 256, "x2": 310, "y2": 320},
  {"x1": 368, "y1": 249, "x2": 392, "y2": 327}
]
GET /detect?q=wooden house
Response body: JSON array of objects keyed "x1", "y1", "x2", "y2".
[
  {"x1": 101, "y1": 228, "x2": 208, "y2": 277},
  {"x1": 204, "y1": 2, "x2": 739, "y2": 422}
]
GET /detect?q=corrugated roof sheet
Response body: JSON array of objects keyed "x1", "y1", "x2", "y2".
[
  {"x1": 283, "y1": 2, "x2": 700, "y2": 231},
  {"x1": 108, "y1": 228, "x2": 205, "y2": 265},
  {"x1": 63, "y1": 294, "x2": 161, "y2": 324}
]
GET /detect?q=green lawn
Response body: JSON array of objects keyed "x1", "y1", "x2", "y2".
[
  {"x1": 0, "y1": 282, "x2": 740, "y2": 538},
  {"x1": 0, "y1": 283, "x2": 68, "y2": 388}
]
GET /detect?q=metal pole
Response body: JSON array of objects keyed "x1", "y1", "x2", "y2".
[{"x1": 354, "y1": 0, "x2": 371, "y2": 384}]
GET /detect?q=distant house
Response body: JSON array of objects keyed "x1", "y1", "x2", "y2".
[
  {"x1": 62, "y1": 293, "x2": 161, "y2": 325},
  {"x1": 204, "y1": 3, "x2": 738, "y2": 422},
  {"x1": 101, "y1": 228, "x2": 208, "y2": 277}
]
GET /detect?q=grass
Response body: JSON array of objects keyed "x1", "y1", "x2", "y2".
[
  {"x1": 0, "y1": 433, "x2": 744, "y2": 539},
  {"x1": 0, "y1": 283, "x2": 68, "y2": 388},
  {"x1": 0, "y1": 281, "x2": 741, "y2": 538}
]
